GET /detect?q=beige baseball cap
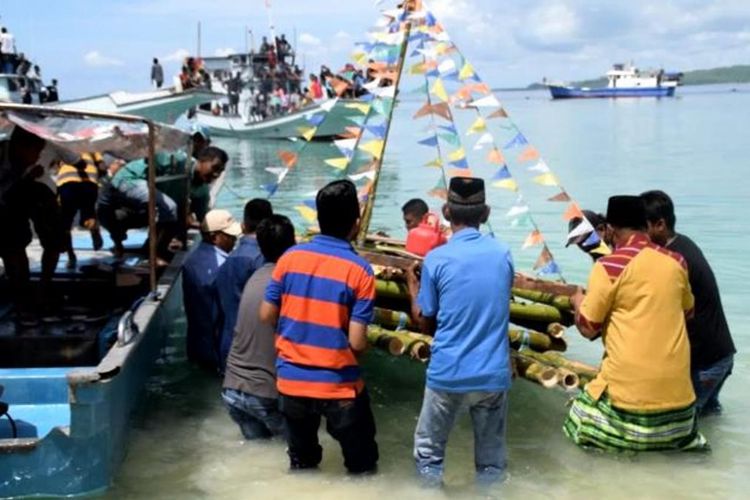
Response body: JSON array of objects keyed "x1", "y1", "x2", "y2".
[{"x1": 201, "y1": 209, "x2": 242, "y2": 237}]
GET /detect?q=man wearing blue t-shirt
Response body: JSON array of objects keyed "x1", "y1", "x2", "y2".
[{"x1": 406, "y1": 177, "x2": 514, "y2": 487}]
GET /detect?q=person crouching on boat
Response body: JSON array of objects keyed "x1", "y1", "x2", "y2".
[
  {"x1": 183, "y1": 209, "x2": 241, "y2": 372},
  {"x1": 260, "y1": 180, "x2": 379, "y2": 474},
  {"x1": 405, "y1": 177, "x2": 514, "y2": 487},
  {"x1": 222, "y1": 214, "x2": 296, "y2": 440},
  {"x1": 56, "y1": 153, "x2": 105, "y2": 269},
  {"x1": 565, "y1": 195, "x2": 708, "y2": 452}
]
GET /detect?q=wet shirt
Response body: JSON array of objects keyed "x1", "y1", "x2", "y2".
[
  {"x1": 223, "y1": 264, "x2": 278, "y2": 398},
  {"x1": 182, "y1": 241, "x2": 228, "y2": 370},
  {"x1": 417, "y1": 228, "x2": 514, "y2": 393},
  {"x1": 112, "y1": 151, "x2": 187, "y2": 190},
  {"x1": 580, "y1": 233, "x2": 695, "y2": 412},
  {"x1": 215, "y1": 235, "x2": 265, "y2": 369},
  {"x1": 264, "y1": 235, "x2": 375, "y2": 399},
  {"x1": 668, "y1": 233, "x2": 736, "y2": 370}
]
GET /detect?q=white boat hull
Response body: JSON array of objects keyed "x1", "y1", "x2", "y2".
[{"x1": 195, "y1": 99, "x2": 362, "y2": 139}]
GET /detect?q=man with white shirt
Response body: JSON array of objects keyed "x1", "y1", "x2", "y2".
[
  {"x1": 182, "y1": 209, "x2": 241, "y2": 372},
  {"x1": 0, "y1": 27, "x2": 16, "y2": 74}
]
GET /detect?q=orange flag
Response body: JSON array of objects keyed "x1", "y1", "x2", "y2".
[
  {"x1": 487, "y1": 108, "x2": 509, "y2": 119},
  {"x1": 562, "y1": 202, "x2": 584, "y2": 221},
  {"x1": 428, "y1": 187, "x2": 448, "y2": 200},
  {"x1": 487, "y1": 148, "x2": 504, "y2": 164},
  {"x1": 431, "y1": 102, "x2": 452, "y2": 120},
  {"x1": 330, "y1": 76, "x2": 350, "y2": 96},
  {"x1": 277, "y1": 150, "x2": 298, "y2": 168},
  {"x1": 518, "y1": 146, "x2": 540, "y2": 162},
  {"x1": 533, "y1": 246, "x2": 554, "y2": 269},
  {"x1": 413, "y1": 102, "x2": 433, "y2": 119},
  {"x1": 340, "y1": 126, "x2": 362, "y2": 139},
  {"x1": 548, "y1": 191, "x2": 571, "y2": 202},
  {"x1": 522, "y1": 230, "x2": 544, "y2": 249},
  {"x1": 449, "y1": 168, "x2": 474, "y2": 178},
  {"x1": 472, "y1": 82, "x2": 491, "y2": 94}
]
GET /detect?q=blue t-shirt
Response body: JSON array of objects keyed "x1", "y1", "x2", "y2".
[
  {"x1": 417, "y1": 228, "x2": 514, "y2": 392},
  {"x1": 215, "y1": 235, "x2": 265, "y2": 369}
]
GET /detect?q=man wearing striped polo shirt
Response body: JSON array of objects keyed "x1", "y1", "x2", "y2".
[{"x1": 260, "y1": 179, "x2": 378, "y2": 474}]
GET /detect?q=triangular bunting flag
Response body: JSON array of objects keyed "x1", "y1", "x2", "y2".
[
  {"x1": 533, "y1": 246, "x2": 554, "y2": 269},
  {"x1": 491, "y1": 165, "x2": 512, "y2": 180},
  {"x1": 504, "y1": 133, "x2": 528, "y2": 149},
  {"x1": 307, "y1": 114, "x2": 326, "y2": 127},
  {"x1": 438, "y1": 59, "x2": 456, "y2": 74},
  {"x1": 324, "y1": 157, "x2": 350, "y2": 170},
  {"x1": 447, "y1": 148, "x2": 466, "y2": 162},
  {"x1": 450, "y1": 158, "x2": 469, "y2": 169},
  {"x1": 548, "y1": 190, "x2": 571, "y2": 202},
  {"x1": 372, "y1": 86, "x2": 396, "y2": 98},
  {"x1": 277, "y1": 151, "x2": 299, "y2": 168},
  {"x1": 359, "y1": 139, "x2": 385, "y2": 159},
  {"x1": 372, "y1": 98, "x2": 393, "y2": 116},
  {"x1": 413, "y1": 102, "x2": 433, "y2": 119},
  {"x1": 469, "y1": 95, "x2": 501, "y2": 108},
  {"x1": 348, "y1": 170, "x2": 377, "y2": 182},
  {"x1": 518, "y1": 146, "x2": 541, "y2": 162},
  {"x1": 366, "y1": 123, "x2": 387, "y2": 138},
  {"x1": 458, "y1": 62, "x2": 474, "y2": 80},
  {"x1": 533, "y1": 172, "x2": 559, "y2": 187},
  {"x1": 418, "y1": 135, "x2": 439, "y2": 147},
  {"x1": 431, "y1": 78, "x2": 449, "y2": 102},
  {"x1": 449, "y1": 168, "x2": 473, "y2": 177},
  {"x1": 567, "y1": 218, "x2": 595, "y2": 240},
  {"x1": 487, "y1": 107, "x2": 509, "y2": 119},
  {"x1": 538, "y1": 260, "x2": 562, "y2": 276},
  {"x1": 506, "y1": 203, "x2": 529, "y2": 218},
  {"x1": 320, "y1": 98, "x2": 339, "y2": 113},
  {"x1": 528, "y1": 160, "x2": 550, "y2": 173},
  {"x1": 473, "y1": 132, "x2": 494, "y2": 150},
  {"x1": 345, "y1": 102, "x2": 371, "y2": 115},
  {"x1": 430, "y1": 102, "x2": 452, "y2": 120},
  {"x1": 466, "y1": 117, "x2": 486, "y2": 135},
  {"x1": 510, "y1": 213, "x2": 533, "y2": 228},
  {"x1": 439, "y1": 132, "x2": 461, "y2": 146},
  {"x1": 424, "y1": 157, "x2": 443, "y2": 168},
  {"x1": 487, "y1": 148, "x2": 504, "y2": 164},
  {"x1": 562, "y1": 202, "x2": 584, "y2": 221},
  {"x1": 493, "y1": 179, "x2": 518, "y2": 191},
  {"x1": 295, "y1": 205, "x2": 318, "y2": 224},
  {"x1": 302, "y1": 127, "x2": 317, "y2": 142},
  {"x1": 428, "y1": 177, "x2": 448, "y2": 200},
  {"x1": 523, "y1": 230, "x2": 544, "y2": 249},
  {"x1": 334, "y1": 138, "x2": 358, "y2": 157}
]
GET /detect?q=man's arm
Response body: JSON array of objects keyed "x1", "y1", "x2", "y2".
[
  {"x1": 405, "y1": 261, "x2": 438, "y2": 337},
  {"x1": 571, "y1": 288, "x2": 602, "y2": 340},
  {"x1": 259, "y1": 300, "x2": 279, "y2": 326},
  {"x1": 348, "y1": 321, "x2": 368, "y2": 354}
]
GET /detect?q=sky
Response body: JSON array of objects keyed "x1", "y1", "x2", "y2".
[{"x1": 2, "y1": 0, "x2": 749, "y2": 99}]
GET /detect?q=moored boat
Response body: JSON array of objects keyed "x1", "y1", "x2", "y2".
[
  {"x1": 548, "y1": 63, "x2": 680, "y2": 99},
  {"x1": 0, "y1": 104, "x2": 204, "y2": 497}
]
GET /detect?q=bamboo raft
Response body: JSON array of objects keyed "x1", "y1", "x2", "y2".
[{"x1": 361, "y1": 240, "x2": 598, "y2": 393}]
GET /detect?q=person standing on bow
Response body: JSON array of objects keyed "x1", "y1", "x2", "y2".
[
  {"x1": 151, "y1": 58, "x2": 164, "y2": 89},
  {"x1": 405, "y1": 177, "x2": 514, "y2": 487},
  {"x1": 215, "y1": 198, "x2": 273, "y2": 372}
]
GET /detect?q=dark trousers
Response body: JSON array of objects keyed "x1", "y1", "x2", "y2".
[{"x1": 279, "y1": 388, "x2": 378, "y2": 473}]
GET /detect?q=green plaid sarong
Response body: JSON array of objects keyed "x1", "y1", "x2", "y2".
[{"x1": 563, "y1": 390, "x2": 709, "y2": 452}]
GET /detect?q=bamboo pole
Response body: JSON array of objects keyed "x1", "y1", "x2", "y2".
[
  {"x1": 367, "y1": 328, "x2": 405, "y2": 356},
  {"x1": 512, "y1": 287, "x2": 572, "y2": 311},
  {"x1": 374, "y1": 307, "x2": 413, "y2": 331},
  {"x1": 546, "y1": 322, "x2": 566, "y2": 339},
  {"x1": 517, "y1": 350, "x2": 599, "y2": 386},
  {"x1": 508, "y1": 329, "x2": 566, "y2": 353},
  {"x1": 556, "y1": 368, "x2": 580, "y2": 392},
  {"x1": 356, "y1": 3, "x2": 415, "y2": 245},
  {"x1": 368, "y1": 325, "x2": 430, "y2": 361},
  {"x1": 513, "y1": 355, "x2": 559, "y2": 389}
]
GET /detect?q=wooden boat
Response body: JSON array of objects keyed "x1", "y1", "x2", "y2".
[{"x1": 0, "y1": 104, "x2": 206, "y2": 497}]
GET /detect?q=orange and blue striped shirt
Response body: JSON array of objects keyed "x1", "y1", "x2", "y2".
[{"x1": 264, "y1": 235, "x2": 375, "y2": 399}]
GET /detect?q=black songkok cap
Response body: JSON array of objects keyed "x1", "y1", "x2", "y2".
[
  {"x1": 606, "y1": 195, "x2": 647, "y2": 229},
  {"x1": 448, "y1": 177, "x2": 485, "y2": 205}
]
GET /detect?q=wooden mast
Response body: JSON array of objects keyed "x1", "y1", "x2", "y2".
[{"x1": 356, "y1": 1, "x2": 418, "y2": 246}]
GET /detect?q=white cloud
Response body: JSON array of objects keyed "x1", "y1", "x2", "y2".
[
  {"x1": 162, "y1": 48, "x2": 191, "y2": 62},
  {"x1": 214, "y1": 47, "x2": 237, "y2": 57},
  {"x1": 83, "y1": 50, "x2": 124, "y2": 67},
  {"x1": 334, "y1": 30, "x2": 351, "y2": 40},
  {"x1": 299, "y1": 33, "x2": 322, "y2": 47}
]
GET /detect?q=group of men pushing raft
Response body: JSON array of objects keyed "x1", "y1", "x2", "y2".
[{"x1": 179, "y1": 173, "x2": 733, "y2": 486}]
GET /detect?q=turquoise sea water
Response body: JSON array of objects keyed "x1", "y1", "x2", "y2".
[{"x1": 107, "y1": 84, "x2": 749, "y2": 499}]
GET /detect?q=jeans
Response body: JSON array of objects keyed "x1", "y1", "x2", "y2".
[
  {"x1": 279, "y1": 388, "x2": 378, "y2": 473},
  {"x1": 692, "y1": 354, "x2": 733, "y2": 416},
  {"x1": 119, "y1": 180, "x2": 178, "y2": 224},
  {"x1": 222, "y1": 388, "x2": 286, "y2": 439},
  {"x1": 414, "y1": 387, "x2": 509, "y2": 486}
]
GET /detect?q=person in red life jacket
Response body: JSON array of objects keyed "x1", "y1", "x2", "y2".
[
  {"x1": 402, "y1": 198, "x2": 449, "y2": 256},
  {"x1": 308, "y1": 74, "x2": 324, "y2": 100},
  {"x1": 260, "y1": 179, "x2": 378, "y2": 474}
]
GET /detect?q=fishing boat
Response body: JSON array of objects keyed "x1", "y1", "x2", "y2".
[
  {"x1": 0, "y1": 103, "x2": 206, "y2": 497},
  {"x1": 547, "y1": 63, "x2": 681, "y2": 99}
]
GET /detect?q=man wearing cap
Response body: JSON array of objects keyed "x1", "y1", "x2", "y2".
[
  {"x1": 182, "y1": 209, "x2": 241, "y2": 372},
  {"x1": 565, "y1": 195, "x2": 707, "y2": 452},
  {"x1": 405, "y1": 177, "x2": 514, "y2": 486}
]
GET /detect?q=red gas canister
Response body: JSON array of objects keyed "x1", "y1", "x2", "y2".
[{"x1": 405, "y1": 213, "x2": 447, "y2": 256}]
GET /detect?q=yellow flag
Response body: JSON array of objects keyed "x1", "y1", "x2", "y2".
[
  {"x1": 466, "y1": 117, "x2": 486, "y2": 135},
  {"x1": 352, "y1": 52, "x2": 367, "y2": 65},
  {"x1": 410, "y1": 62, "x2": 426, "y2": 75},
  {"x1": 424, "y1": 158, "x2": 443, "y2": 168},
  {"x1": 345, "y1": 102, "x2": 371, "y2": 115},
  {"x1": 533, "y1": 173, "x2": 559, "y2": 187},
  {"x1": 324, "y1": 157, "x2": 350, "y2": 170},
  {"x1": 295, "y1": 205, "x2": 317, "y2": 223},
  {"x1": 458, "y1": 62, "x2": 474, "y2": 80},
  {"x1": 447, "y1": 147, "x2": 466, "y2": 162},
  {"x1": 431, "y1": 78, "x2": 449, "y2": 102},
  {"x1": 359, "y1": 140, "x2": 385, "y2": 159},
  {"x1": 493, "y1": 179, "x2": 518, "y2": 191},
  {"x1": 303, "y1": 127, "x2": 317, "y2": 141},
  {"x1": 593, "y1": 241, "x2": 611, "y2": 256}
]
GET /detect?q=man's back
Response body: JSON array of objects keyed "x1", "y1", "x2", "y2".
[
  {"x1": 668, "y1": 233, "x2": 735, "y2": 370},
  {"x1": 583, "y1": 234, "x2": 694, "y2": 411},
  {"x1": 264, "y1": 235, "x2": 375, "y2": 399},
  {"x1": 419, "y1": 228, "x2": 513, "y2": 392}
]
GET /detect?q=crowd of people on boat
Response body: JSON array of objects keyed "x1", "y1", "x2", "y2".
[
  {"x1": 176, "y1": 173, "x2": 733, "y2": 486},
  {"x1": 1, "y1": 25, "x2": 59, "y2": 103},
  {"x1": 0, "y1": 123, "x2": 228, "y2": 326}
]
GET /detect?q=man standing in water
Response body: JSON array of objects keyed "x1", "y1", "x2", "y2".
[
  {"x1": 565, "y1": 195, "x2": 707, "y2": 452},
  {"x1": 406, "y1": 177, "x2": 514, "y2": 487},
  {"x1": 260, "y1": 179, "x2": 379, "y2": 474},
  {"x1": 641, "y1": 190, "x2": 736, "y2": 416},
  {"x1": 222, "y1": 214, "x2": 296, "y2": 439}
]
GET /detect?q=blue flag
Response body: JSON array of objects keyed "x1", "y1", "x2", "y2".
[
  {"x1": 418, "y1": 135, "x2": 439, "y2": 147},
  {"x1": 491, "y1": 165, "x2": 512, "y2": 180},
  {"x1": 504, "y1": 132, "x2": 528, "y2": 149}
]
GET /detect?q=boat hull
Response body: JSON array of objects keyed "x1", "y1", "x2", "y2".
[
  {"x1": 54, "y1": 88, "x2": 217, "y2": 124},
  {"x1": 195, "y1": 99, "x2": 362, "y2": 139},
  {"x1": 548, "y1": 85, "x2": 676, "y2": 99},
  {"x1": 0, "y1": 252, "x2": 187, "y2": 498}
]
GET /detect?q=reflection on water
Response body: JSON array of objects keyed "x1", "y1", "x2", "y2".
[{"x1": 107, "y1": 85, "x2": 749, "y2": 499}]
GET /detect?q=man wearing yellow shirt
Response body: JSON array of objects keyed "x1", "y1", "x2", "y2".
[{"x1": 565, "y1": 195, "x2": 707, "y2": 452}]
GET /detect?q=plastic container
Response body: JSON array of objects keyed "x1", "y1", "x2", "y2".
[{"x1": 405, "y1": 213, "x2": 447, "y2": 256}]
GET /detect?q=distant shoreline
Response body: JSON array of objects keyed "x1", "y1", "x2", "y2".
[{"x1": 513, "y1": 64, "x2": 750, "y2": 92}]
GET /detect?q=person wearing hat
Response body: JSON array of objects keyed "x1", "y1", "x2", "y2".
[
  {"x1": 405, "y1": 177, "x2": 514, "y2": 487},
  {"x1": 182, "y1": 209, "x2": 241, "y2": 372},
  {"x1": 566, "y1": 209, "x2": 610, "y2": 261},
  {"x1": 565, "y1": 195, "x2": 707, "y2": 452}
]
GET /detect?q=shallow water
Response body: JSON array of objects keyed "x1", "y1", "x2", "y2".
[{"x1": 106, "y1": 84, "x2": 749, "y2": 499}]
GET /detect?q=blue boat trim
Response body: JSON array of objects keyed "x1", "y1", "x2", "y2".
[{"x1": 549, "y1": 85, "x2": 676, "y2": 99}]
